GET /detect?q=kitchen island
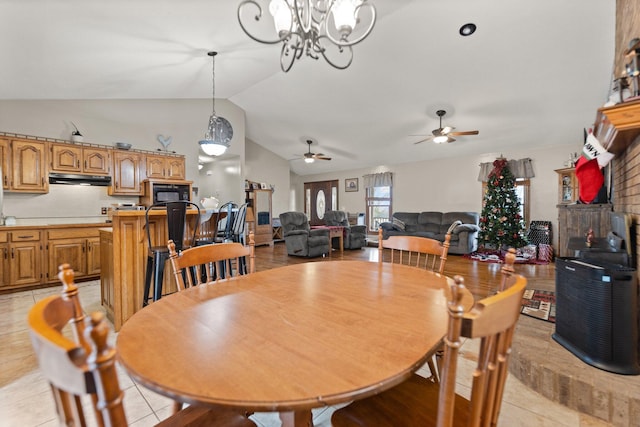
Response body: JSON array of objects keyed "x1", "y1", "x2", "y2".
[{"x1": 101, "y1": 208, "x2": 199, "y2": 331}]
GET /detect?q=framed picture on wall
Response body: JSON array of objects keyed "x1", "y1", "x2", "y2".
[{"x1": 345, "y1": 178, "x2": 358, "y2": 192}]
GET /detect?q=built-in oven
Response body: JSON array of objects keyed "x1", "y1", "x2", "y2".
[{"x1": 140, "y1": 180, "x2": 193, "y2": 207}]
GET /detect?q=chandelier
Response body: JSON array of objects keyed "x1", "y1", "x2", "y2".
[
  {"x1": 238, "y1": 0, "x2": 376, "y2": 72},
  {"x1": 199, "y1": 51, "x2": 233, "y2": 156}
]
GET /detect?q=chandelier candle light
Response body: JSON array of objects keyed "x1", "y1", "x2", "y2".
[
  {"x1": 199, "y1": 51, "x2": 233, "y2": 157},
  {"x1": 238, "y1": 0, "x2": 376, "y2": 72}
]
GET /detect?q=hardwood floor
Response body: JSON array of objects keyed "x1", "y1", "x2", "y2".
[{"x1": 258, "y1": 242, "x2": 556, "y2": 301}]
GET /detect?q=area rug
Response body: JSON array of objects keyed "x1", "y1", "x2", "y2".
[
  {"x1": 521, "y1": 289, "x2": 556, "y2": 323},
  {"x1": 463, "y1": 250, "x2": 550, "y2": 265}
]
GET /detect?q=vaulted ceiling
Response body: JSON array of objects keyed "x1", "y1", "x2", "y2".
[{"x1": 0, "y1": 0, "x2": 615, "y2": 175}]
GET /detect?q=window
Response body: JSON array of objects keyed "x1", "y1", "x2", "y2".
[{"x1": 366, "y1": 185, "x2": 392, "y2": 233}]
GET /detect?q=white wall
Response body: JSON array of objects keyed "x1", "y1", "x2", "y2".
[
  {"x1": 244, "y1": 139, "x2": 290, "y2": 219},
  {"x1": 0, "y1": 98, "x2": 245, "y2": 220},
  {"x1": 298, "y1": 142, "x2": 582, "y2": 248}
]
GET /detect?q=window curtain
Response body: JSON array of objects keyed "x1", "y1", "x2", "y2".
[
  {"x1": 477, "y1": 158, "x2": 534, "y2": 181},
  {"x1": 363, "y1": 172, "x2": 393, "y2": 188}
]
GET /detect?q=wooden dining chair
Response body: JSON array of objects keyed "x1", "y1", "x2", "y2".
[
  {"x1": 28, "y1": 263, "x2": 256, "y2": 427},
  {"x1": 168, "y1": 232, "x2": 255, "y2": 290},
  {"x1": 332, "y1": 249, "x2": 527, "y2": 427},
  {"x1": 377, "y1": 221, "x2": 457, "y2": 380},
  {"x1": 377, "y1": 220, "x2": 460, "y2": 274}
]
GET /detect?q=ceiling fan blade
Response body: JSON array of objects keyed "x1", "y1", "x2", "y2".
[
  {"x1": 447, "y1": 136, "x2": 456, "y2": 143},
  {"x1": 441, "y1": 126, "x2": 454, "y2": 134},
  {"x1": 449, "y1": 130, "x2": 479, "y2": 136},
  {"x1": 413, "y1": 136, "x2": 434, "y2": 144},
  {"x1": 316, "y1": 156, "x2": 331, "y2": 160}
]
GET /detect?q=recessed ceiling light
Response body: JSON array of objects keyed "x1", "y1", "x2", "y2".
[{"x1": 459, "y1": 23, "x2": 476, "y2": 36}]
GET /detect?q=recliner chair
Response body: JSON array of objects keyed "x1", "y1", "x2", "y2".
[
  {"x1": 279, "y1": 211, "x2": 330, "y2": 257},
  {"x1": 324, "y1": 210, "x2": 366, "y2": 249}
]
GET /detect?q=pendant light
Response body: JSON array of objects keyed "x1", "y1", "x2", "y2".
[{"x1": 199, "y1": 51, "x2": 233, "y2": 156}]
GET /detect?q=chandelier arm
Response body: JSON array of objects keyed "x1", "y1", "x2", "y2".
[
  {"x1": 238, "y1": 0, "x2": 291, "y2": 45},
  {"x1": 318, "y1": 42, "x2": 353, "y2": 70},
  {"x1": 324, "y1": 3, "x2": 376, "y2": 47}
]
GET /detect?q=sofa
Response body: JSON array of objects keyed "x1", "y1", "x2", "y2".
[
  {"x1": 279, "y1": 211, "x2": 331, "y2": 257},
  {"x1": 323, "y1": 210, "x2": 366, "y2": 250},
  {"x1": 379, "y1": 212, "x2": 480, "y2": 255}
]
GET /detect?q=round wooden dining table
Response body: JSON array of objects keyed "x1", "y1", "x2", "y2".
[{"x1": 116, "y1": 260, "x2": 473, "y2": 427}]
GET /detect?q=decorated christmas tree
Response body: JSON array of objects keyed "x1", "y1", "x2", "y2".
[{"x1": 478, "y1": 158, "x2": 528, "y2": 250}]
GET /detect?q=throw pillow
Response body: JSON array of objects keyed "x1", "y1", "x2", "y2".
[{"x1": 392, "y1": 217, "x2": 406, "y2": 231}]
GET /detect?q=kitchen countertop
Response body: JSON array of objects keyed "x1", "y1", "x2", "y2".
[{"x1": 0, "y1": 219, "x2": 111, "y2": 230}]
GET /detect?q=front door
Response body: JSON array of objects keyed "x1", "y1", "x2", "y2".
[{"x1": 304, "y1": 180, "x2": 338, "y2": 226}]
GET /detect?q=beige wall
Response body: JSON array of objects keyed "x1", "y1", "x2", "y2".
[{"x1": 244, "y1": 139, "x2": 291, "y2": 219}]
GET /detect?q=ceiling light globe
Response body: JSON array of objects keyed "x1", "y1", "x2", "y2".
[
  {"x1": 304, "y1": 157, "x2": 315, "y2": 164},
  {"x1": 433, "y1": 135, "x2": 449, "y2": 144},
  {"x1": 199, "y1": 140, "x2": 228, "y2": 156}
]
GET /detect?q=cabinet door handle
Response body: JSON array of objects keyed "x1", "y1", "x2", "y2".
[
  {"x1": 3, "y1": 248, "x2": 7, "y2": 259},
  {"x1": 11, "y1": 248, "x2": 14, "y2": 258},
  {"x1": 84, "y1": 160, "x2": 87, "y2": 169},
  {"x1": 17, "y1": 235, "x2": 33, "y2": 239},
  {"x1": 78, "y1": 160, "x2": 81, "y2": 168}
]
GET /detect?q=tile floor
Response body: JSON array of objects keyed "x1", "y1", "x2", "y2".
[{"x1": 1, "y1": 280, "x2": 613, "y2": 426}]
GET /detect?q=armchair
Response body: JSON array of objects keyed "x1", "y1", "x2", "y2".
[
  {"x1": 279, "y1": 212, "x2": 331, "y2": 257},
  {"x1": 324, "y1": 210, "x2": 366, "y2": 249}
]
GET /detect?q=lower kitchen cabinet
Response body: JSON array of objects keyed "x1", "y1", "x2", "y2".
[
  {"x1": 0, "y1": 230, "x2": 43, "y2": 290},
  {"x1": 0, "y1": 232, "x2": 10, "y2": 288},
  {"x1": 0, "y1": 224, "x2": 105, "y2": 293},
  {"x1": 46, "y1": 228, "x2": 101, "y2": 281}
]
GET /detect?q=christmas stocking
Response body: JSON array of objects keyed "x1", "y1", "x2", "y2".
[{"x1": 575, "y1": 133, "x2": 613, "y2": 204}]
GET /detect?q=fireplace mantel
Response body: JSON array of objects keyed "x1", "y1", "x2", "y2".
[{"x1": 594, "y1": 98, "x2": 640, "y2": 154}]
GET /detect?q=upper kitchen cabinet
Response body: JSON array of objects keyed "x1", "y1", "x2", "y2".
[
  {"x1": 145, "y1": 154, "x2": 185, "y2": 180},
  {"x1": 0, "y1": 138, "x2": 10, "y2": 190},
  {"x1": 50, "y1": 143, "x2": 110, "y2": 175},
  {"x1": 109, "y1": 150, "x2": 144, "y2": 196},
  {"x1": 10, "y1": 139, "x2": 48, "y2": 193}
]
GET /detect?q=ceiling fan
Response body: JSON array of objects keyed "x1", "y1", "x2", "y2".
[
  {"x1": 413, "y1": 110, "x2": 479, "y2": 144},
  {"x1": 302, "y1": 140, "x2": 331, "y2": 163}
]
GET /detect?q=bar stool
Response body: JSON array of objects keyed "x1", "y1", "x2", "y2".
[{"x1": 142, "y1": 201, "x2": 200, "y2": 307}]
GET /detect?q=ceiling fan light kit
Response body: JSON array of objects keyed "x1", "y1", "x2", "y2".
[
  {"x1": 238, "y1": 0, "x2": 376, "y2": 72},
  {"x1": 302, "y1": 139, "x2": 331, "y2": 163},
  {"x1": 413, "y1": 109, "x2": 479, "y2": 145},
  {"x1": 198, "y1": 51, "x2": 233, "y2": 157}
]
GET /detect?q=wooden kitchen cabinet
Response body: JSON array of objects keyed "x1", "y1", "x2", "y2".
[
  {"x1": 46, "y1": 228, "x2": 101, "y2": 280},
  {"x1": 0, "y1": 231, "x2": 9, "y2": 288},
  {"x1": 109, "y1": 150, "x2": 143, "y2": 195},
  {"x1": 145, "y1": 154, "x2": 185, "y2": 180},
  {"x1": 99, "y1": 229, "x2": 114, "y2": 321},
  {"x1": 6, "y1": 230, "x2": 42, "y2": 289},
  {"x1": 0, "y1": 138, "x2": 9, "y2": 190},
  {"x1": 50, "y1": 143, "x2": 110, "y2": 175},
  {"x1": 10, "y1": 139, "x2": 48, "y2": 193}
]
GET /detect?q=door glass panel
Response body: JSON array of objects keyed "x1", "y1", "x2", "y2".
[{"x1": 316, "y1": 190, "x2": 326, "y2": 219}]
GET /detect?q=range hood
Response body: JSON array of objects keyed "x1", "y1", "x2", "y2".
[{"x1": 49, "y1": 173, "x2": 112, "y2": 186}]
